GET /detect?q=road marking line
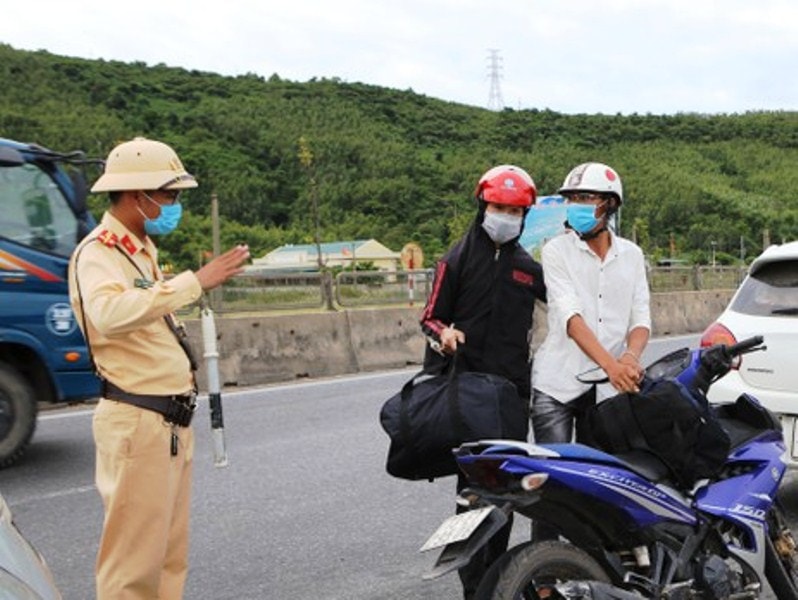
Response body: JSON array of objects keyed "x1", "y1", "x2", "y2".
[{"x1": 9, "y1": 484, "x2": 95, "y2": 507}]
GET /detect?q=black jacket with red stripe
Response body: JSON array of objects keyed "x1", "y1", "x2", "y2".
[{"x1": 420, "y1": 220, "x2": 546, "y2": 400}]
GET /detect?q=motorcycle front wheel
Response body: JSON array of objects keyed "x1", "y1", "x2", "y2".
[{"x1": 475, "y1": 540, "x2": 611, "y2": 600}]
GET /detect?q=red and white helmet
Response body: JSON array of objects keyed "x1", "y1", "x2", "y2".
[
  {"x1": 558, "y1": 162, "x2": 623, "y2": 204},
  {"x1": 475, "y1": 165, "x2": 536, "y2": 207}
]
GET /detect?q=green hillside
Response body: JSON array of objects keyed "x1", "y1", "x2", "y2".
[{"x1": 2, "y1": 43, "x2": 796, "y2": 269}]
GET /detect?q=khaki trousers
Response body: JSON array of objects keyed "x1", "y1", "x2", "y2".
[{"x1": 93, "y1": 399, "x2": 194, "y2": 600}]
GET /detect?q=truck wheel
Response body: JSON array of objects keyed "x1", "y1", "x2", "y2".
[{"x1": 0, "y1": 364, "x2": 37, "y2": 468}]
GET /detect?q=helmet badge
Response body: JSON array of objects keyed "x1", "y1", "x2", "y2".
[
  {"x1": 503, "y1": 177, "x2": 516, "y2": 189},
  {"x1": 605, "y1": 168, "x2": 617, "y2": 182},
  {"x1": 566, "y1": 163, "x2": 588, "y2": 187}
]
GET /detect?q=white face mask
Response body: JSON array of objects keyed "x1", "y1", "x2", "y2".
[{"x1": 482, "y1": 211, "x2": 523, "y2": 245}]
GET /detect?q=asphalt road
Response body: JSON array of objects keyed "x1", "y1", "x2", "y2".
[
  {"x1": 0, "y1": 334, "x2": 795, "y2": 599},
  {"x1": 1, "y1": 368, "x2": 461, "y2": 600}
]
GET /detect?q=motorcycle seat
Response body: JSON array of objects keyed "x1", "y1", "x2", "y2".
[
  {"x1": 542, "y1": 443, "x2": 672, "y2": 483},
  {"x1": 611, "y1": 449, "x2": 672, "y2": 483}
]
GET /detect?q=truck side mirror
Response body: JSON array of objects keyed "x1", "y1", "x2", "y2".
[
  {"x1": 70, "y1": 171, "x2": 95, "y2": 243},
  {"x1": 0, "y1": 146, "x2": 24, "y2": 167},
  {"x1": 70, "y1": 171, "x2": 89, "y2": 215}
]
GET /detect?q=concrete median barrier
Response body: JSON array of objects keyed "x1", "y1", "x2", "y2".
[{"x1": 184, "y1": 290, "x2": 733, "y2": 391}]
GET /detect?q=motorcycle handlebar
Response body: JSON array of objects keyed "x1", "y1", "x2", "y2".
[
  {"x1": 725, "y1": 335, "x2": 765, "y2": 357},
  {"x1": 695, "y1": 335, "x2": 766, "y2": 390},
  {"x1": 575, "y1": 336, "x2": 766, "y2": 387}
]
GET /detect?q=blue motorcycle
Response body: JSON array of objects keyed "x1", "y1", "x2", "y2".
[{"x1": 421, "y1": 336, "x2": 798, "y2": 599}]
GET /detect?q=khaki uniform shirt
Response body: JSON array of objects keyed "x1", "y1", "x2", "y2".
[{"x1": 68, "y1": 212, "x2": 202, "y2": 395}]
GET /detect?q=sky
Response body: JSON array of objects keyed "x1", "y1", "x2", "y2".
[{"x1": 3, "y1": 0, "x2": 798, "y2": 115}]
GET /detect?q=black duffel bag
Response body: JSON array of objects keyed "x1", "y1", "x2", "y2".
[
  {"x1": 379, "y1": 362, "x2": 528, "y2": 481},
  {"x1": 582, "y1": 379, "x2": 730, "y2": 489}
]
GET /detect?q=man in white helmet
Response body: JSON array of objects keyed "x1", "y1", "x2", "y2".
[
  {"x1": 68, "y1": 137, "x2": 250, "y2": 599},
  {"x1": 530, "y1": 162, "x2": 650, "y2": 539}
]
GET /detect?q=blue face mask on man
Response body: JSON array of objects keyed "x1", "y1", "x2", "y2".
[
  {"x1": 139, "y1": 191, "x2": 183, "y2": 235},
  {"x1": 566, "y1": 203, "x2": 601, "y2": 235}
]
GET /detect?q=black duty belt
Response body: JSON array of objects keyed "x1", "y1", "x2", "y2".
[{"x1": 103, "y1": 381, "x2": 196, "y2": 427}]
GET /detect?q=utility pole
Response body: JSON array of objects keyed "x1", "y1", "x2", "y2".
[
  {"x1": 211, "y1": 192, "x2": 221, "y2": 257},
  {"x1": 298, "y1": 136, "x2": 335, "y2": 310},
  {"x1": 487, "y1": 49, "x2": 504, "y2": 111}
]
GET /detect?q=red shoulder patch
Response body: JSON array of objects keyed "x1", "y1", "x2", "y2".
[
  {"x1": 97, "y1": 230, "x2": 118, "y2": 247},
  {"x1": 512, "y1": 269, "x2": 535, "y2": 286},
  {"x1": 120, "y1": 234, "x2": 138, "y2": 255}
]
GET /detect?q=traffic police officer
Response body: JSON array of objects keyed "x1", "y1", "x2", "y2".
[{"x1": 69, "y1": 137, "x2": 250, "y2": 599}]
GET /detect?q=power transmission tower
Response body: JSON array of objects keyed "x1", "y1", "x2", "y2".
[{"x1": 486, "y1": 49, "x2": 504, "y2": 111}]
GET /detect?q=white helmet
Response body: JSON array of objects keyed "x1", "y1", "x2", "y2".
[
  {"x1": 558, "y1": 162, "x2": 623, "y2": 204},
  {"x1": 91, "y1": 137, "x2": 198, "y2": 193}
]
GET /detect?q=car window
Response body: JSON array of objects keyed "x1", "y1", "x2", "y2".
[
  {"x1": 731, "y1": 260, "x2": 798, "y2": 317},
  {"x1": 0, "y1": 163, "x2": 79, "y2": 257}
]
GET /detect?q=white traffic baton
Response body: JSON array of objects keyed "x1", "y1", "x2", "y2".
[{"x1": 201, "y1": 305, "x2": 228, "y2": 467}]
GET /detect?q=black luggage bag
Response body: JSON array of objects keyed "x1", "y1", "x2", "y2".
[
  {"x1": 582, "y1": 379, "x2": 730, "y2": 489},
  {"x1": 380, "y1": 364, "x2": 528, "y2": 481}
]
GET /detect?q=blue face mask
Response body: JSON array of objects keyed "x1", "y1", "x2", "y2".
[
  {"x1": 139, "y1": 192, "x2": 183, "y2": 235},
  {"x1": 566, "y1": 204, "x2": 600, "y2": 234},
  {"x1": 145, "y1": 203, "x2": 182, "y2": 235}
]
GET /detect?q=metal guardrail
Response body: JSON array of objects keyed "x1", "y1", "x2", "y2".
[
  {"x1": 211, "y1": 271, "x2": 326, "y2": 313},
  {"x1": 647, "y1": 265, "x2": 747, "y2": 293},
  {"x1": 334, "y1": 269, "x2": 433, "y2": 307},
  {"x1": 202, "y1": 265, "x2": 747, "y2": 313}
]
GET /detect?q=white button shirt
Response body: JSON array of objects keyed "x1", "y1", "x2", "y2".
[{"x1": 532, "y1": 229, "x2": 651, "y2": 402}]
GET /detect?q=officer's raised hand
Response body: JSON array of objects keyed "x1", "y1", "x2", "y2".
[{"x1": 195, "y1": 245, "x2": 250, "y2": 291}]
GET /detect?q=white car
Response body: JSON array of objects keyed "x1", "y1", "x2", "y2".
[
  {"x1": 0, "y1": 491, "x2": 61, "y2": 599},
  {"x1": 700, "y1": 241, "x2": 798, "y2": 465}
]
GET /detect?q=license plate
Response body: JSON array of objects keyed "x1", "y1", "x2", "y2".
[{"x1": 419, "y1": 507, "x2": 494, "y2": 553}]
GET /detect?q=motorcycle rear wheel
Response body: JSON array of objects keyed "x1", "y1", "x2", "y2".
[{"x1": 475, "y1": 540, "x2": 611, "y2": 600}]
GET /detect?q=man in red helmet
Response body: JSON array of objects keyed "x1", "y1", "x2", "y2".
[{"x1": 420, "y1": 164, "x2": 546, "y2": 599}]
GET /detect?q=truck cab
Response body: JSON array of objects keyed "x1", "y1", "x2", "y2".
[{"x1": 0, "y1": 138, "x2": 100, "y2": 467}]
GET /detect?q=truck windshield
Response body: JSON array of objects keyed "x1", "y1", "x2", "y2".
[{"x1": 0, "y1": 162, "x2": 80, "y2": 257}]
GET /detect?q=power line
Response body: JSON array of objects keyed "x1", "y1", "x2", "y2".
[{"x1": 486, "y1": 49, "x2": 504, "y2": 111}]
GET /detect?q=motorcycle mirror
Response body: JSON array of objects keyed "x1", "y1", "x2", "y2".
[{"x1": 576, "y1": 366, "x2": 609, "y2": 384}]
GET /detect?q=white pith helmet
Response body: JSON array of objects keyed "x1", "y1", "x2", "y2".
[
  {"x1": 558, "y1": 162, "x2": 623, "y2": 204},
  {"x1": 91, "y1": 137, "x2": 198, "y2": 193}
]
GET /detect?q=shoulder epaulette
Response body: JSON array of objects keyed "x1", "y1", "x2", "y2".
[
  {"x1": 119, "y1": 234, "x2": 138, "y2": 255},
  {"x1": 97, "y1": 230, "x2": 118, "y2": 247}
]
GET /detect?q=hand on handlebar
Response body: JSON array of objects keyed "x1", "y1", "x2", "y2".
[{"x1": 607, "y1": 357, "x2": 644, "y2": 394}]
